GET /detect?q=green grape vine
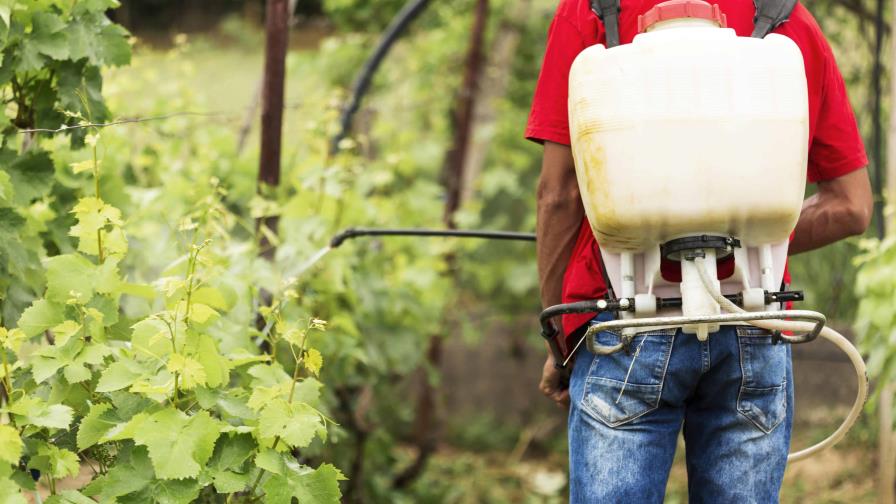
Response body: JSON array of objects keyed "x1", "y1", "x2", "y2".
[{"x1": 0, "y1": 2, "x2": 345, "y2": 502}]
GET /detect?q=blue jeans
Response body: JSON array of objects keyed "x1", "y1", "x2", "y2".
[{"x1": 568, "y1": 317, "x2": 794, "y2": 503}]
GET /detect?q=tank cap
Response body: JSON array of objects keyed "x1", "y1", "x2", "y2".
[{"x1": 637, "y1": 0, "x2": 727, "y2": 33}]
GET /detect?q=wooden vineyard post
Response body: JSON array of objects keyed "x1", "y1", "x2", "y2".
[{"x1": 257, "y1": 0, "x2": 289, "y2": 258}]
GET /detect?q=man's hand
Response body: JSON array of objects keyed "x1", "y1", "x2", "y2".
[{"x1": 540, "y1": 354, "x2": 570, "y2": 408}]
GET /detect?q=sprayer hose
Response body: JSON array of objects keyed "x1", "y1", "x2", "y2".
[{"x1": 694, "y1": 257, "x2": 868, "y2": 463}]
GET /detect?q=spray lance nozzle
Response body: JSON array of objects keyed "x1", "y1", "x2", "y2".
[{"x1": 329, "y1": 228, "x2": 365, "y2": 248}]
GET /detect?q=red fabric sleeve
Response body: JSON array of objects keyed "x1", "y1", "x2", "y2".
[
  {"x1": 807, "y1": 47, "x2": 869, "y2": 183},
  {"x1": 525, "y1": 13, "x2": 588, "y2": 146}
]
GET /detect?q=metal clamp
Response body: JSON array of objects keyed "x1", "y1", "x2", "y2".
[{"x1": 585, "y1": 309, "x2": 827, "y2": 355}]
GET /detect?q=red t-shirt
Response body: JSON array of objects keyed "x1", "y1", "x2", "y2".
[{"x1": 527, "y1": 0, "x2": 868, "y2": 340}]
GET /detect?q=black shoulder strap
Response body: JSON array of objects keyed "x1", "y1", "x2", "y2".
[
  {"x1": 591, "y1": 0, "x2": 622, "y2": 48},
  {"x1": 592, "y1": 0, "x2": 795, "y2": 48},
  {"x1": 751, "y1": 0, "x2": 798, "y2": 38}
]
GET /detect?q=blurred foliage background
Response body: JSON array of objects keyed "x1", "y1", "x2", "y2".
[{"x1": 9, "y1": 0, "x2": 892, "y2": 501}]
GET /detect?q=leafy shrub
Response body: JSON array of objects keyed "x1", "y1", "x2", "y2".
[{"x1": 0, "y1": 3, "x2": 345, "y2": 503}]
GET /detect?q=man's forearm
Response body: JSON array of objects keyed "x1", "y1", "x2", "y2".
[
  {"x1": 537, "y1": 142, "x2": 585, "y2": 313},
  {"x1": 537, "y1": 199, "x2": 583, "y2": 309},
  {"x1": 790, "y1": 168, "x2": 873, "y2": 254}
]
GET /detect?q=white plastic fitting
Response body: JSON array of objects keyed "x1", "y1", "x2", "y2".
[
  {"x1": 635, "y1": 293, "x2": 657, "y2": 316},
  {"x1": 741, "y1": 288, "x2": 766, "y2": 311},
  {"x1": 680, "y1": 249, "x2": 720, "y2": 340}
]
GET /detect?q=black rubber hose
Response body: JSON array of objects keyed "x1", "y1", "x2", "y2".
[
  {"x1": 539, "y1": 300, "x2": 614, "y2": 337},
  {"x1": 330, "y1": 0, "x2": 433, "y2": 154},
  {"x1": 329, "y1": 227, "x2": 536, "y2": 248},
  {"x1": 538, "y1": 299, "x2": 627, "y2": 359}
]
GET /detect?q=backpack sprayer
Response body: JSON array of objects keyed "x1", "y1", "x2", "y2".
[
  {"x1": 311, "y1": 0, "x2": 867, "y2": 466},
  {"x1": 547, "y1": 0, "x2": 867, "y2": 462}
]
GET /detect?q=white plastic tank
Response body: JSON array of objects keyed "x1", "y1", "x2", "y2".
[{"x1": 568, "y1": 0, "x2": 809, "y2": 253}]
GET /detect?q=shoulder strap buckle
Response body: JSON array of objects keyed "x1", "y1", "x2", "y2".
[
  {"x1": 591, "y1": 0, "x2": 622, "y2": 47},
  {"x1": 751, "y1": 0, "x2": 798, "y2": 38}
]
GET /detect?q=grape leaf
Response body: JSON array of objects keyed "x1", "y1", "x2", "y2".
[
  {"x1": 31, "y1": 339, "x2": 110, "y2": 384},
  {"x1": 130, "y1": 318, "x2": 171, "y2": 359},
  {"x1": 261, "y1": 474, "x2": 294, "y2": 504},
  {"x1": 304, "y1": 348, "x2": 323, "y2": 376},
  {"x1": 127, "y1": 478, "x2": 201, "y2": 504},
  {"x1": 131, "y1": 409, "x2": 223, "y2": 480},
  {"x1": 103, "y1": 226, "x2": 128, "y2": 257},
  {"x1": 254, "y1": 448, "x2": 284, "y2": 476},
  {"x1": 96, "y1": 357, "x2": 147, "y2": 392},
  {"x1": 208, "y1": 433, "x2": 255, "y2": 472},
  {"x1": 29, "y1": 444, "x2": 79, "y2": 479},
  {"x1": 97, "y1": 23, "x2": 131, "y2": 67},
  {"x1": 30, "y1": 349, "x2": 67, "y2": 384},
  {"x1": 0, "y1": 479, "x2": 27, "y2": 504},
  {"x1": 83, "y1": 446, "x2": 153, "y2": 501},
  {"x1": 64, "y1": 18, "x2": 97, "y2": 64},
  {"x1": 166, "y1": 354, "x2": 206, "y2": 390},
  {"x1": 129, "y1": 369, "x2": 175, "y2": 402},
  {"x1": 64, "y1": 342, "x2": 110, "y2": 383},
  {"x1": 10, "y1": 396, "x2": 73, "y2": 430},
  {"x1": 3, "y1": 150, "x2": 54, "y2": 205},
  {"x1": 30, "y1": 404, "x2": 75, "y2": 430},
  {"x1": 68, "y1": 197, "x2": 123, "y2": 257},
  {"x1": 186, "y1": 303, "x2": 218, "y2": 325},
  {"x1": 76, "y1": 402, "x2": 116, "y2": 450},
  {"x1": 0, "y1": 328, "x2": 24, "y2": 353},
  {"x1": 99, "y1": 412, "x2": 148, "y2": 443},
  {"x1": 94, "y1": 257, "x2": 122, "y2": 294},
  {"x1": 50, "y1": 320, "x2": 81, "y2": 347},
  {"x1": 194, "y1": 334, "x2": 229, "y2": 388},
  {"x1": 45, "y1": 254, "x2": 96, "y2": 304},
  {"x1": 63, "y1": 363, "x2": 92, "y2": 384},
  {"x1": 257, "y1": 399, "x2": 326, "y2": 449},
  {"x1": 0, "y1": 425, "x2": 22, "y2": 465},
  {"x1": 292, "y1": 378, "x2": 323, "y2": 407},
  {"x1": 31, "y1": 12, "x2": 68, "y2": 61},
  {"x1": 247, "y1": 382, "x2": 290, "y2": 412},
  {"x1": 248, "y1": 363, "x2": 291, "y2": 387},
  {"x1": 190, "y1": 287, "x2": 228, "y2": 310},
  {"x1": 17, "y1": 299, "x2": 65, "y2": 338},
  {"x1": 291, "y1": 464, "x2": 345, "y2": 504},
  {"x1": 193, "y1": 387, "x2": 254, "y2": 420},
  {"x1": 261, "y1": 460, "x2": 345, "y2": 504},
  {"x1": 209, "y1": 469, "x2": 249, "y2": 494}
]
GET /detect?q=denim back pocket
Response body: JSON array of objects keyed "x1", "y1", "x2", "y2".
[
  {"x1": 581, "y1": 329, "x2": 675, "y2": 428},
  {"x1": 736, "y1": 326, "x2": 788, "y2": 433}
]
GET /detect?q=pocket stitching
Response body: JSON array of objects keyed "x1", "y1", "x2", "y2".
[
  {"x1": 736, "y1": 333, "x2": 788, "y2": 434},
  {"x1": 737, "y1": 381, "x2": 787, "y2": 434},
  {"x1": 585, "y1": 379, "x2": 663, "y2": 428},
  {"x1": 580, "y1": 333, "x2": 676, "y2": 428}
]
